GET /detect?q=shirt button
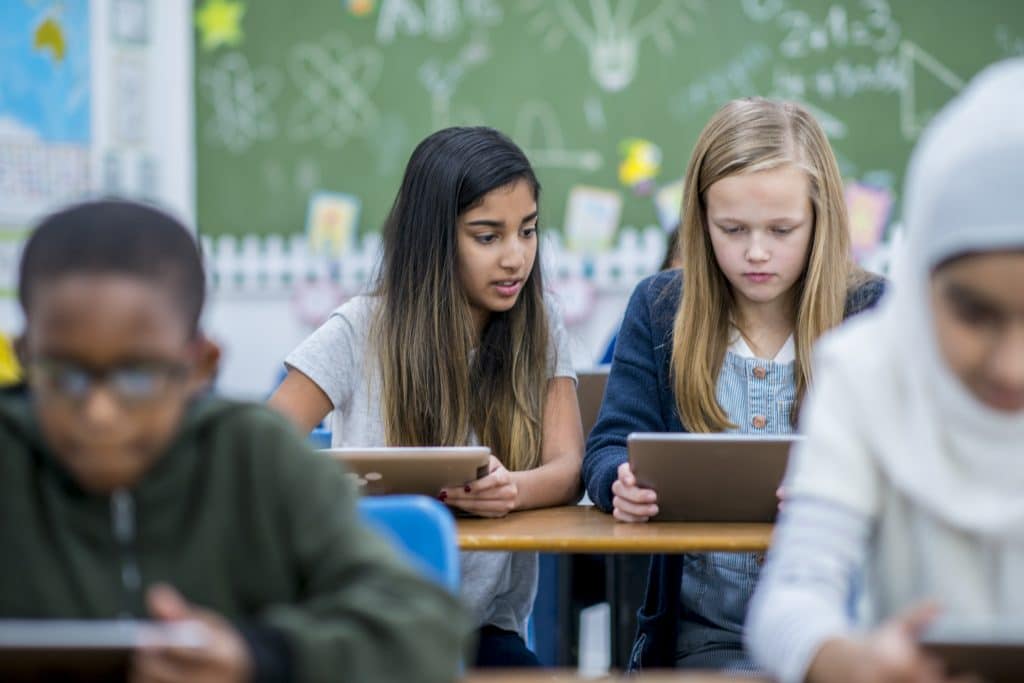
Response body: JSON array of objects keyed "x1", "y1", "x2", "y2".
[
  {"x1": 752, "y1": 415, "x2": 767, "y2": 429},
  {"x1": 752, "y1": 366, "x2": 767, "y2": 379}
]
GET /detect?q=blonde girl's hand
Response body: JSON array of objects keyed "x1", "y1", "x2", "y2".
[
  {"x1": 611, "y1": 461, "x2": 658, "y2": 523},
  {"x1": 440, "y1": 455, "x2": 519, "y2": 518}
]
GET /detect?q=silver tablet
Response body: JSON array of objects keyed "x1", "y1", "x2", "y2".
[
  {"x1": 920, "y1": 617, "x2": 1024, "y2": 682},
  {"x1": 627, "y1": 433, "x2": 800, "y2": 522},
  {"x1": 0, "y1": 620, "x2": 205, "y2": 681},
  {"x1": 324, "y1": 446, "x2": 491, "y2": 496}
]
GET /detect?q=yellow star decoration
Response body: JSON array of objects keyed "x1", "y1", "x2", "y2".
[{"x1": 195, "y1": 0, "x2": 245, "y2": 51}]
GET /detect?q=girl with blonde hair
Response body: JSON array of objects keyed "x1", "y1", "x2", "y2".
[{"x1": 583, "y1": 97, "x2": 884, "y2": 670}]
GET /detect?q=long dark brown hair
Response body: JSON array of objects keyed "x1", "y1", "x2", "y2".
[{"x1": 372, "y1": 127, "x2": 549, "y2": 471}]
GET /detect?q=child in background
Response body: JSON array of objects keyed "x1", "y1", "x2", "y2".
[
  {"x1": 270, "y1": 126, "x2": 584, "y2": 667},
  {"x1": 583, "y1": 98, "x2": 884, "y2": 671},
  {"x1": 0, "y1": 199, "x2": 470, "y2": 683},
  {"x1": 747, "y1": 59, "x2": 1024, "y2": 683}
]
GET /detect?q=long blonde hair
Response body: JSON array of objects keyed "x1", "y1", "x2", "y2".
[
  {"x1": 671, "y1": 98, "x2": 860, "y2": 432},
  {"x1": 372, "y1": 127, "x2": 548, "y2": 471}
]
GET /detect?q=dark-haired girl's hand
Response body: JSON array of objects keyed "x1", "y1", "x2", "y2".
[{"x1": 440, "y1": 455, "x2": 519, "y2": 518}]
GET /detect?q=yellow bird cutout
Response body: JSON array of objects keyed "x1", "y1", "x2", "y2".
[
  {"x1": 33, "y1": 16, "x2": 66, "y2": 63},
  {"x1": 618, "y1": 138, "x2": 662, "y2": 189},
  {"x1": 196, "y1": 0, "x2": 245, "y2": 51}
]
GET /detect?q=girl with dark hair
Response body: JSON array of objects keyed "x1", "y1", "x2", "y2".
[{"x1": 270, "y1": 126, "x2": 584, "y2": 667}]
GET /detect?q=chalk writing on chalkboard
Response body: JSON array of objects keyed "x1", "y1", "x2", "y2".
[
  {"x1": 287, "y1": 34, "x2": 382, "y2": 147},
  {"x1": 898, "y1": 41, "x2": 965, "y2": 139},
  {"x1": 200, "y1": 52, "x2": 281, "y2": 153},
  {"x1": 194, "y1": 0, "x2": 1022, "y2": 238},
  {"x1": 375, "y1": 0, "x2": 503, "y2": 45},
  {"x1": 514, "y1": 101, "x2": 603, "y2": 173},
  {"x1": 417, "y1": 38, "x2": 489, "y2": 129},
  {"x1": 996, "y1": 26, "x2": 1024, "y2": 57}
]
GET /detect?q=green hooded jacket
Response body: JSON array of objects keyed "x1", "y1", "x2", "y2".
[{"x1": 0, "y1": 391, "x2": 471, "y2": 682}]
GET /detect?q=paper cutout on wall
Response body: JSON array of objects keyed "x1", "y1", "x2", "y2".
[
  {"x1": 550, "y1": 276, "x2": 596, "y2": 327},
  {"x1": 196, "y1": 0, "x2": 245, "y2": 51},
  {"x1": 111, "y1": 0, "x2": 149, "y2": 44},
  {"x1": 653, "y1": 177, "x2": 684, "y2": 232},
  {"x1": 618, "y1": 138, "x2": 661, "y2": 196},
  {"x1": 0, "y1": 1, "x2": 90, "y2": 225},
  {"x1": 113, "y1": 56, "x2": 146, "y2": 145},
  {"x1": 346, "y1": 0, "x2": 376, "y2": 17},
  {"x1": 291, "y1": 278, "x2": 349, "y2": 328},
  {"x1": 845, "y1": 182, "x2": 893, "y2": 256},
  {"x1": 306, "y1": 191, "x2": 360, "y2": 257},
  {"x1": 563, "y1": 185, "x2": 622, "y2": 252}
]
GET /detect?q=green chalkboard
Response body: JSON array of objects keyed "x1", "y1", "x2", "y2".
[{"x1": 194, "y1": 0, "x2": 1024, "y2": 238}]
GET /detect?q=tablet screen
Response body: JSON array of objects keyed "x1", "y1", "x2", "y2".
[{"x1": 0, "y1": 620, "x2": 206, "y2": 682}]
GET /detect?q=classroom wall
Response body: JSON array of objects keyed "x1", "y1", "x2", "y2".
[
  {"x1": 0, "y1": 0, "x2": 193, "y2": 328},
  {"x1": 0, "y1": 0, "x2": 654, "y2": 397},
  {"x1": 5, "y1": 2, "x2": 1018, "y2": 398}
]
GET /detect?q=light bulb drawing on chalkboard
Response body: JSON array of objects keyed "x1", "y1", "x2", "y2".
[
  {"x1": 513, "y1": 101, "x2": 602, "y2": 173},
  {"x1": 287, "y1": 34, "x2": 382, "y2": 148},
  {"x1": 523, "y1": 0, "x2": 701, "y2": 92},
  {"x1": 200, "y1": 52, "x2": 281, "y2": 153}
]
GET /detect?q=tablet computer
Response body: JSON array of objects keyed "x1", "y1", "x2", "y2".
[
  {"x1": 324, "y1": 447, "x2": 491, "y2": 496},
  {"x1": 627, "y1": 433, "x2": 800, "y2": 522},
  {"x1": 0, "y1": 619, "x2": 206, "y2": 681},
  {"x1": 920, "y1": 618, "x2": 1024, "y2": 682}
]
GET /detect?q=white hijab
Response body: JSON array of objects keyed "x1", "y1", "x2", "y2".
[{"x1": 873, "y1": 57, "x2": 1024, "y2": 538}]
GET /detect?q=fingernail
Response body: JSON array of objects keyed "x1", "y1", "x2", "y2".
[
  {"x1": 464, "y1": 485, "x2": 471, "y2": 493},
  {"x1": 439, "y1": 491, "x2": 448, "y2": 501}
]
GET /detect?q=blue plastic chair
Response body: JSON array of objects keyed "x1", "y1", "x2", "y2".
[
  {"x1": 308, "y1": 427, "x2": 332, "y2": 449},
  {"x1": 357, "y1": 495, "x2": 460, "y2": 593}
]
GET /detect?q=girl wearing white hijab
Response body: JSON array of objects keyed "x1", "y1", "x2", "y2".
[{"x1": 746, "y1": 57, "x2": 1024, "y2": 683}]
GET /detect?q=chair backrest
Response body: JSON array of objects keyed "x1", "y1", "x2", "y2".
[
  {"x1": 308, "y1": 427, "x2": 332, "y2": 449},
  {"x1": 576, "y1": 367, "x2": 610, "y2": 439},
  {"x1": 357, "y1": 495, "x2": 460, "y2": 593}
]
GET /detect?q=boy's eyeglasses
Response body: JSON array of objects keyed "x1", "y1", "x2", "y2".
[{"x1": 26, "y1": 358, "x2": 190, "y2": 405}]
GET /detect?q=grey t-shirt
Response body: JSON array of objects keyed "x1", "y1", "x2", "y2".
[{"x1": 285, "y1": 295, "x2": 576, "y2": 639}]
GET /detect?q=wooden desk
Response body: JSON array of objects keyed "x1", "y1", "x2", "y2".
[
  {"x1": 457, "y1": 505, "x2": 773, "y2": 553},
  {"x1": 463, "y1": 671, "x2": 771, "y2": 683}
]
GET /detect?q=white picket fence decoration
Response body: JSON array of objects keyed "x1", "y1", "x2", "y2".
[{"x1": 201, "y1": 226, "x2": 670, "y2": 296}]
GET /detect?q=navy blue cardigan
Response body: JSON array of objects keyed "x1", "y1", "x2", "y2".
[{"x1": 582, "y1": 268, "x2": 886, "y2": 669}]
